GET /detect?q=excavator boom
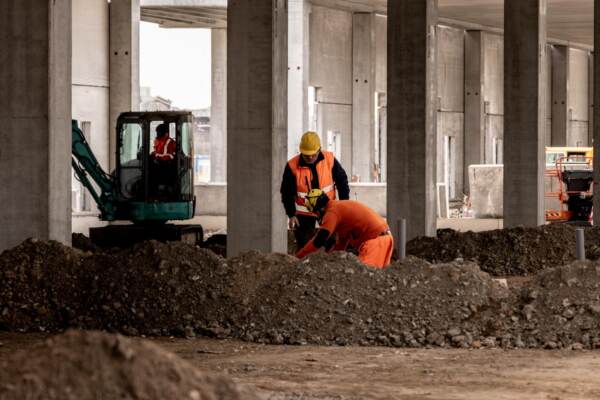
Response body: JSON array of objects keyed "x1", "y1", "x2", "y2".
[{"x1": 71, "y1": 120, "x2": 117, "y2": 220}]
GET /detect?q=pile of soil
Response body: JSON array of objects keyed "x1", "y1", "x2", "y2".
[
  {"x1": 0, "y1": 330, "x2": 258, "y2": 400},
  {"x1": 494, "y1": 261, "x2": 600, "y2": 350},
  {"x1": 6, "y1": 236, "x2": 600, "y2": 349},
  {"x1": 79, "y1": 241, "x2": 229, "y2": 337},
  {"x1": 407, "y1": 224, "x2": 600, "y2": 276},
  {"x1": 223, "y1": 252, "x2": 508, "y2": 347},
  {"x1": 71, "y1": 233, "x2": 100, "y2": 253},
  {"x1": 0, "y1": 239, "x2": 87, "y2": 332}
]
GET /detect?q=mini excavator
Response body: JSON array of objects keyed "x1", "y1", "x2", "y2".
[{"x1": 72, "y1": 111, "x2": 203, "y2": 247}]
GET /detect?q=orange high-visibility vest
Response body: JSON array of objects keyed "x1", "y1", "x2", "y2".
[
  {"x1": 153, "y1": 136, "x2": 175, "y2": 161},
  {"x1": 288, "y1": 150, "x2": 336, "y2": 216}
]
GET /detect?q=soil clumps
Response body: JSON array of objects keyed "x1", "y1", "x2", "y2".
[
  {"x1": 0, "y1": 239, "x2": 86, "y2": 332},
  {"x1": 407, "y1": 224, "x2": 600, "y2": 276},
  {"x1": 0, "y1": 330, "x2": 257, "y2": 400},
  {"x1": 4, "y1": 233, "x2": 600, "y2": 349},
  {"x1": 494, "y1": 261, "x2": 600, "y2": 350}
]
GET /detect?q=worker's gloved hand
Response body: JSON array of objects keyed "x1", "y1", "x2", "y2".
[{"x1": 288, "y1": 216, "x2": 299, "y2": 230}]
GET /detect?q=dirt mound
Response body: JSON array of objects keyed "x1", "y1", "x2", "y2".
[
  {"x1": 407, "y1": 225, "x2": 600, "y2": 276},
  {"x1": 0, "y1": 330, "x2": 258, "y2": 400},
  {"x1": 223, "y1": 252, "x2": 509, "y2": 347},
  {"x1": 0, "y1": 239, "x2": 87, "y2": 332},
  {"x1": 71, "y1": 233, "x2": 101, "y2": 253},
  {"x1": 496, "y1": 261, "x2": 600, "y2": 349},
  {"x1": 7, "y1": 237, "x2": 600, "y2": 349},
  {"x1": 80, "y1": 241, "x2": 228, "y2": 337}
]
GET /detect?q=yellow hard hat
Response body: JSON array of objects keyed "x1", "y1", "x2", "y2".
[
  {"x1": 305, "y1": 188, "x2": 325, "y2": 213},
  {"x1": 299, "y1": 131, "x2": 321, "y2": 156}
]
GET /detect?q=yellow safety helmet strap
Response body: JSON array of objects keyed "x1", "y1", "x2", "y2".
[{"x1": 305, "y1": 188, "x2": 325, "y2": 213}]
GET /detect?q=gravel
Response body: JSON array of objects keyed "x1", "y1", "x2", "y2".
[{"x1": 3, "y1": 231, "x2": 600, "y2": 349}]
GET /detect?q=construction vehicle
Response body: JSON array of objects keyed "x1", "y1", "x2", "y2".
[
  {"x1": 545, "y1": 147, "x2": 593, "y2": 224},
  {"x1": 72, "y1": 111, "x2": 203, "y2": 247}
]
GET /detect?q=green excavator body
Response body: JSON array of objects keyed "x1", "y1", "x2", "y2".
[{"x1": 71, "y1": 111, "x2": 202, "y2": 247}]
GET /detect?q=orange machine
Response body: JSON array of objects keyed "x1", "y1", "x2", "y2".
[{"x1": 545, "y1": 147, "x2": 593, "y2": 223}]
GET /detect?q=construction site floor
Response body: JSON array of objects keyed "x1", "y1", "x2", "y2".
[{"x1": 2, "y1": 333, "x2": 600, "y2": 400}]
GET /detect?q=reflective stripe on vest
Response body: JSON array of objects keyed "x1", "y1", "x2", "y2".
[
  {"x1": 288, "y1": 150, "x2": 337, "y2": 216},
  {"x1": 156, "y1": 137, "x2": 174, "y2": 160}
]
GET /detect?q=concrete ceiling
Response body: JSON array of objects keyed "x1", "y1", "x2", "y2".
[
  {"x1": 439, "y1": 0, "x2": 593, "y2": 46},
  {"x1": 140, "y1": 0, "x2": 227, "y2": 28},
  {"x1": 140, "y1": 0, "x2": 595, "y2": 47}
]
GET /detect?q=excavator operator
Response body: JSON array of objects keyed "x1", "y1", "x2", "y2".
[
  {"x1": 295, "y1": 189, "x2": 394, "y2": 269},
  {"x1": 151, "y1": 123, "x2": 176, "y2": 162},
  {"x1": 150, "y1": 123, "x2": 177, "y2": 197}
]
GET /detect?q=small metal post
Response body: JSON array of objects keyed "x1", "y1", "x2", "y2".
[
  {"x1": 397, "y1": 219, "x2": 406, "y2": 262},
  {"x1": 576, "y1": 228, "x2": 586, "y2": 261}
]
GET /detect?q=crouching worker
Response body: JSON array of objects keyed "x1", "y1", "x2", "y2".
[{"x1": 295, "y1": 189, "x2": 394, "y2": 269}]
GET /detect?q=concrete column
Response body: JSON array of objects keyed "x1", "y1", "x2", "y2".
[
  {"x1": 551, "y1": 45, "x2": 569, "y2": 146},
  {"x1": 387, "y1": 0, "x2": 437, "y2": 240},
  {"x1": 352, "y1": 12, "x2": 375, "y2": 183},
  {"x1": 464, "y1": 30, "x2": 485, "y2": 194},
  {"x1": 210, "y1": 28, "x2": 227, "y2": 182},
  {"x1": 504, "y1": 0, "x2": 547, "y2": 227},
  {"x1": 594, "y1": 1, "x2": 600, "y2": 224},
  {"x1": 109, "y1": 0, "x2": 140, "y2": 170},
  {"x1": 227, "y1": 0, "x2": 288, "y2": 256},
  {"x1": 0, "y1": 1, "x2": 72, "y2": 250},
  {"x1": 288, "y1": 0, "x2": 309, "y2": 158},
  {"x1": 589, "y1": 52, "x2": 594, "y2": 146}
]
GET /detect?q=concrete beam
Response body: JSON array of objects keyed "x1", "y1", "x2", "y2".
[
  {"x1": 227, "y1": 0, "x2": 288, "y2": 256},
  {"x1": 109, "y1": 0, "x2": 141, "y2": 170},
  {"x1": 551, "y1": 45, "x2": 569, "y2": 146},
  {"x1": 0, "y1": 0, "x2": 72, "y2": 250},
  {"x1": 503, "y1": 0, "x2": 547, "y2": 227},
  {"x1": 352, "y1": 12, "x2": 376, "y2": 183},
  {"x1": 210, "y1": 28, "x2": 227, "y2": 182},
  {"x1": 464, "y1": 31, "x2": 485, "y2": 194},
  {"x1": 387, "y1": 0, "x2": 438, "y2": 240}
]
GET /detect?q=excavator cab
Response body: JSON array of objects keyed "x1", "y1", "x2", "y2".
[
  {"x1": 116, "y1": 112, "x2": 195, "y2": 221},
  {"x1": 72, "y1": 111, "x2": 202, "y2": 247}
]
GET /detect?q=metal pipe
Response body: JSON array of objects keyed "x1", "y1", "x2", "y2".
[
  {"x1": 397, "y1": 219, "x2": 406, "y2": 262},
  {"x1": 576, "y1": 228, "x2": 586, "y2": 261}
]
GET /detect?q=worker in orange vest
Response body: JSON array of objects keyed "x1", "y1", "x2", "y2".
[
  {"x1": 296, "y1": 188, "x2": 394, "y2": 269},
  {"x1": 151, "y1": 123, "x2": 176, "y2": 162},
  {"x1": 281, "y1": 132, "x2": 350, "y2": 249}
]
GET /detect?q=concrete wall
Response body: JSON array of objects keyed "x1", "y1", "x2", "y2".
[
  {"x1": 436, "y1": 26, "x2": 465, "y2": 200},
  {"x1": 309, "y1": 6, "x2": 353, "y2": 170},
  {"x1": 568, "y1": 48, "x2": 591, "y2": 146},
  {"x1": 71, "y1": 0, "x2": 110, "y2": 232},
  {"x1": 482, "y1": 33, "x2": 504, "y2": 164},
  {"x1": 195, "y1": 183, "x2": 386, "y2": 217}
]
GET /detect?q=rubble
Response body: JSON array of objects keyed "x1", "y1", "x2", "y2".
[
  {"x1": 407, "y1": 224, "x2": 600, "y2": 276},
  {"x1": 0, "y1": 330, "x2": 258, "y2": 400},
  {"x1": 3, "y1": 235, "x2": 600, "y2": 349}
]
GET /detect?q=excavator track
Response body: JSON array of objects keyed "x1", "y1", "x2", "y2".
[{"x1": 89, "y1": 224, "x2": 203, "y2": 248}]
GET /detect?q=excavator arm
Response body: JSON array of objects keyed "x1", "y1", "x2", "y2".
[{"x1": 71, "y1": 120, "x2": 117, "y2": 220}]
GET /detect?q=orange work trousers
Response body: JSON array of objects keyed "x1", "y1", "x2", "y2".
[{"x1": 358, "y1": 234, "x2": 394, "y2": 269}]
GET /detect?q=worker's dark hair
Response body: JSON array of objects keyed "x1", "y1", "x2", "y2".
[{"x1": 156, "y1": 123, "x2": 169, "y2": 136}]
